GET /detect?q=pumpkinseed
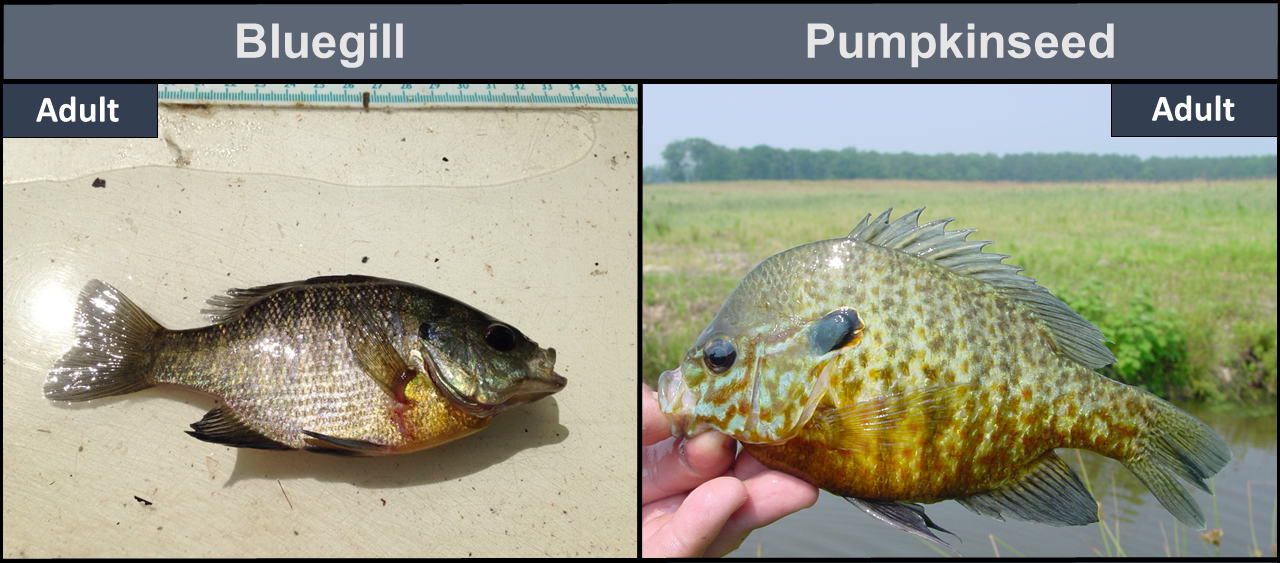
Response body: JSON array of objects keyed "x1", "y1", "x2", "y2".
[
  {"x1": 657, "y1": 208, "x2": 1231, "y2": 551},
  {"x1": 46, "y1": 275, "x2": 565, "y2": 456}
]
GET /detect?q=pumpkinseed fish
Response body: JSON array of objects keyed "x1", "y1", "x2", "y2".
[
  {"x1": 657, "y1": 208, "x2": 1231, "y2": 551},
  {"x1": 45, "y1": 275, "x2": 565, "y2": 456}
]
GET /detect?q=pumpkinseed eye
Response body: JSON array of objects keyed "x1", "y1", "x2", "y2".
[
  {"x1": 702, "y1": 337, "x2": 737, "y2": 373},
  {"x1": 484, "y1": 324, "x2": 518, "y2": 352},
  {"x1": 809, "y1": 308, "x2": 863, "y2": 355}
]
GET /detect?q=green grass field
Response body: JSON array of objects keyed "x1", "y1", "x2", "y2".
[{"x1": 642, "y1": 179, "x2": 1277, "y2": 403}]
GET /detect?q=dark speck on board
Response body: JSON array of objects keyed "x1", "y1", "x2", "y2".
[
  {"x1": 362, "y1": 256, "x2": 369, "y2": 264},
  {"x1": 92, "y1": 178, "x2": 106, "y2": 188}
]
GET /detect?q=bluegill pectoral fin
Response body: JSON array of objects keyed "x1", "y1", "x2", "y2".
[
  {"x1": 846, "y1": 497, "x2": 960, "y2": 554},
  {"x1": 186, "y1": 406, "x2": 293, "y2": 450},
  {"x1": 301, "y1": 431, "x2": 394, "y2": 456},
  {"x1": 813, "y1": 384, "x2": 974, "y2": 451},
  {"x1": 956, "y1": 450, "x2": 1099, "y2": 526},
  {"x1": 345, "y1": 305, "x2": 418, "y2": 405}
]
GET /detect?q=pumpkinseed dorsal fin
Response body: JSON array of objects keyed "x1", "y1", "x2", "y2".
[{"x1": 847, "y1": 207, "x2": 1117, "y2": 370}]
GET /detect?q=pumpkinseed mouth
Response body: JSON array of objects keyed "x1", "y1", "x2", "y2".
[{"x1": 656, "y1": 366, "x2": 695, "y2": 438}]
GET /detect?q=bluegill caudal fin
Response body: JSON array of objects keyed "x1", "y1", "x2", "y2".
[
  {"x1": 848, "y1": 208, "x2": 1117, "y2": 369},
  {"x1": 846, "y1": 498, "x2": 960, "y2": 555},
  {"x1": 1121, "y1": 394, "x2": 1232, "y2": 529},
  {"x1": 45, "y1": 280, "x2": 163, "y2": 401}
]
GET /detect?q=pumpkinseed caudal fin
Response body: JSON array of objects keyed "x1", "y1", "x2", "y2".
[
  {"x1": 811, "y1": 383, "x2": 975, "y2": 451},
  {"x1": 846, "y1": 498, "x2": 961, "y2": 555},
  {"x1": 45, "y1": 280, "x2": 164, "y2": 402},
  {"x1": 1120, "y1": 395, "x2": 1232, "y2": 530},
  {"x1": 955, "y1": 450, "x2": 1099, "y2": 526}
]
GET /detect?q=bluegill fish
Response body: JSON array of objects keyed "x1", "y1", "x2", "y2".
[
  {"x1": 658, "y1": 208, "x2": 1230, "y2": 551},
  {"x1": 46, "y1": 275, "x2": 565, "y2": 456}
]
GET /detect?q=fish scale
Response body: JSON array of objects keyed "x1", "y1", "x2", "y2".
[{"x1": 658, "y1": 207, "x2": 1231, "y2": 551}]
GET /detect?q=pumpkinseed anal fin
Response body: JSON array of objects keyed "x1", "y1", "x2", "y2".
[
  {"x1": 955, "y1": 450, "x2": 1099, "y2": 526},
  {"x1": 1117, "y1": 391, "x2": 1232, "y2": 530},
  {"x1": 845, "y1": 497, "x2": 960, "y2": 555}
]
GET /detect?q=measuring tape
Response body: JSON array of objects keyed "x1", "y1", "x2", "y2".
[{"x1": 158, "y1": 84, "x2": 636, "y2": 110}]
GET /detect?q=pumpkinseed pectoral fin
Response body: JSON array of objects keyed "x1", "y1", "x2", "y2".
[
  {"x1": 813, "y1": 383, "x2": 975, "y2": 451},
  {"x1": 955, "y1": 450, "x2": 1099, "y2": 526},
  {"x1": 846, "y1": 497, "x2": 960, "y2": 555}
]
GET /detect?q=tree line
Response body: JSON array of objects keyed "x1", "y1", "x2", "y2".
[{"x1": 644, "y1": 138, "x2": 1277, "y2": 184}]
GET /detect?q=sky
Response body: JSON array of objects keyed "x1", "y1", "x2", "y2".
[{"x1": 643, "y1": 84, "x2": 1277, "y2": 167}]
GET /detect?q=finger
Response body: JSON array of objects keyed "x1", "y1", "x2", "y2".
[
  {"x1": 641, "y1": 432, "x2": 736, "y2": 504},
  {"x1": 642, "y1": 476, "x2": 748, "y2": 558},
  {"x1": 641, "y1": 384, "x2": 671, "y2": 446},
  {"x1": 702, "y1": 451, "x2": 819, "y2": 557}
]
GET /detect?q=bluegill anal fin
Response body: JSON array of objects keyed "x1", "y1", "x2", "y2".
[
  {"x1": 956, "y1": 450, "x2": 1099, "y2": 526},
  {"x1": 302, "y1": 430, "x2": 393, "y2": 456},
  {"x1": 846, "y1": 497, "x2": 960, "y2": 554},
  {"x1": 186, "y1": 405, "x2": 293, "y2": 451},
  {"x1": 813, "y1": 384, "x2": 974, "y2": 451}
]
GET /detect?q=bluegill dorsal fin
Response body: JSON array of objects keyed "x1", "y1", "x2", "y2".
[
  {"x1": 201, "y1": 275, "x2": 400, "y2": 323},
  {"x1": 847, "y1": 207, "x2": 1117, "y2": 369},
  {"x1": 955, "y1": 450, "x2": 1100, "y2": 526},
  {"x1": 812, "y1": 383, "x2": 974, "y2": 451}
]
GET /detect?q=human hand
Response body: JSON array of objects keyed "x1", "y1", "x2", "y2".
[{"x1": 641, "y1": 384, "x2": 819, "y2": 557}]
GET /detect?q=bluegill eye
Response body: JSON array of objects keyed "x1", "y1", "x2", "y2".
[
  {"x1": 702, "y1": 337, "x2": 736, "y2": 374},
  {"x1": 809, "y1": 308, "x2": 863, "y2": 355},
  {"x1": 485, "y1": 324, "x2": 518, "y2": 351}
]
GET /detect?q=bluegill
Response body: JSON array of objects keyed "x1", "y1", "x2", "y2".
[
  {"x1": 46, "y1": 275, "x2": 565, "y2": 456},
  {"x1": 658, "y1": 208, "x2": 1230, "y2": 551}
]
